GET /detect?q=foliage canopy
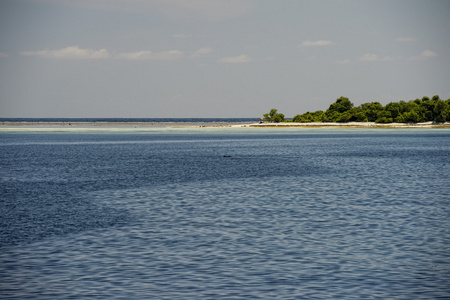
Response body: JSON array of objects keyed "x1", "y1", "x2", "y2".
[
  {"x1": 265, "y1": 96, "x2": 450, "y2": 124},
  {"x1": 263, "y1": 108, "x2": 285, "y2": 123}
]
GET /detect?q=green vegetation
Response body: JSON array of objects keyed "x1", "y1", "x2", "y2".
[
  {"x1": 264, "y1": 96, "x2": 450, "y2": 124},
  {"x1": 263, "y1": 108, "x2": 285, "y2": 123}
]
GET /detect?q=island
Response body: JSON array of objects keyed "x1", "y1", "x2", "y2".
[{"x1": 256, "y1": 96, "x2": 450, "y2": 127}]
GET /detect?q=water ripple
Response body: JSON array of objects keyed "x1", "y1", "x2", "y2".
[{"x1": 1, "y1": 132, "x2": 449, "y2": 299}]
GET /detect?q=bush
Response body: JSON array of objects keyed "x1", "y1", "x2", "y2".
[
  {"x1": 327, "y1": 97, "x2": 354, "y2": 114},
  {"x1": 375, "y1": 117, "x2": 393, "y2": 123},
  {"x1": 264, "y1": 108, "x2": 285, "y2": 123}
]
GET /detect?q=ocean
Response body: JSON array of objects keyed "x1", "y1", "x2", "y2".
[{"x1": 1, "y1": 125, "x2": 449, "y2": 299}]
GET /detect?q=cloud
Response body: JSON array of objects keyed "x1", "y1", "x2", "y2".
[
  {"x1": 335, "y1": 59, "x2": 350, "y2": 64},
  {"x1": 117, "y1": 50, "x2": 183, "y2": 60},
  {"x1": 191, "y1": 47, "x2": 213, "y2": 58},
  {"x1": 0, "y1": 52, "x2": 8, "y2": 58},
  {"x1": 20, "y1": 46, "x2": 184, "y2": 61},
  {"x1": 300, "y1": 40, "x2": 333, "y2": 47},
  {"x1": 358, "y1": 53, "x2": 393, "y2": 62},
  {"x1": 396, "y1": 37, "x2": 417, "y2": 42},
  {"x1": 21, "y1": 46, "x2": 110, "y2": 59},
  {"x1": 408, "y1": 50, "x2": 438, "y2": 61},
  {"x1": 421, "y1": 50, "x2": 437, "y2": 57},
  {"x1": 218, "y1": 54, "x2": 253, "y2": 63}
]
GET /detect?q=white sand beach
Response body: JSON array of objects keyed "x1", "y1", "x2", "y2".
[
  {"x1": 1, "y1": 121, "x2": 449, "y2": 130},
  {"x1": 244, "y1": 121, "x2": 450, "y2": 128}
]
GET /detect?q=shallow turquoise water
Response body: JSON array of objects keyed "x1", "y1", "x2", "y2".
[{"x1": 1, "y1": 129, "x2": 449, "y2": 299}]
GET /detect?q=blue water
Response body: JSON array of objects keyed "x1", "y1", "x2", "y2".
[{"x1": 1, "y1": 128, "x2": 449, "y2": 299}]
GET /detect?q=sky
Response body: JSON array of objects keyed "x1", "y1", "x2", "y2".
[{"x1": 1, "y1": 0, "x2": 449, "y2": 118}]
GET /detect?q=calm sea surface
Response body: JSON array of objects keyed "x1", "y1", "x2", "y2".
[{"x1": 1, "y1": 128, "x2": 449, "y2": 299}]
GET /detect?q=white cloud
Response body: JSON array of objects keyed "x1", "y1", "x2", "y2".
[
  {"x1": 20, "y1": 46, "x2": 184, "y2": 61},
  {"x1": 396, "y1": 37, "x2": 417, "y2": 42},
  {"x1": 218, "y1": 54, "x2": 253, "y2": 63},
  {"x1": 21, "y1": 46, "x2": 110, "y2": 59},
  {"x1": 408, "y1": 50, "x2": 438, "y2": 61},
  {"x1": 358, "y1": 53, "x2": 393, "y2": 62},
  {"x1": 300, "y1": 40, "x2": 333, "y2": 47},
  {"x1": 117, "y1": 50, "x2": 183, "y2": 60},
  {"x1": 0, "y1": 52, "x2": 8, "y2": 58},
  {"x1": 335, "y1": 59, "x2": 350, "y2": 64},
  {"x1": 421, "y1": 50, "x2": 437, "y2": 57},
  {"x1": 191, "y1": 47, "x2": 213, "y2": 58}
]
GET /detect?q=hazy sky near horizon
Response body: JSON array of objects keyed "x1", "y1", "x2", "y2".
[{"x1": 1, "y1": 0, "x2": 449, "y2": 118}]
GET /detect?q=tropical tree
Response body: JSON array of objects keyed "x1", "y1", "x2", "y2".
[
  {"x1": 385, "y1": 102, "x2": 401, "y2": 119},
  {"x1": 336, "y1": 111, "x2": 352, "y2": 123},
  {"x1": 433, "y1": 100, "x2": 449, "y2": 123},
  {"x1": 263, "y1": 108, "x2": 285, "y2": 123},
  {"x1": 292, "y1": 111, "x2": 324, "y2": 123},
  {"x1": 327, "y1": 97, "x2": 354, "y2": 113},
  {"x1": 375, "y1": 110, "x2": 393, "y2": 123},
  {"x1": 265, "y1": 95, "x2": 449, "y2": 125},
  {"x1": 360, "y1": 102, "x2": 383, "y2": 122},
  {"x1": 403, "y1": 110, "x2": 420, "y2": 123}
]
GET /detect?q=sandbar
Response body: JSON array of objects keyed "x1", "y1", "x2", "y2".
[
  {"x1": 245, "y1": 121, "x2": 450, "y2": 128},
  {"x1": 0, "y1": 121, "x2": 449, "y2": 130}
]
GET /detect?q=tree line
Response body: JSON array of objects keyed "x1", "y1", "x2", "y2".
[{"x1": 264, "y1": 96, "x2": 450, "y2": 124}]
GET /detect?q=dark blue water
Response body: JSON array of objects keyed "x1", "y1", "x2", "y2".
[{"x1": 1, "y1": 129, "x2": 449, "y2": 299}]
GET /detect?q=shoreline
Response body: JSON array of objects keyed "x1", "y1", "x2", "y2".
[
  {"x1": 246, "y1": 121, "x2": 450, "y2": 128},
  {"x1": 0, "y1": 121, "x2": 253, "y2": 128},
  {"x1": 1, "y1": 121, "x2": 449, "y2": 129}
]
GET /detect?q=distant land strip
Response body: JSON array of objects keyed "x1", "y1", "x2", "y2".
[
  {"x1": 1, "y1": 121, "x2": 449, "y2": 129},
  {"x1": 263, "y1": 96, "x2": 450, "y2": 124},
  {"x1": 0, "y1": 121, "x2": 249, "y2": 128},
  {"x1": 248, "y1": 122, "x2": 450, "y2": 128}
]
